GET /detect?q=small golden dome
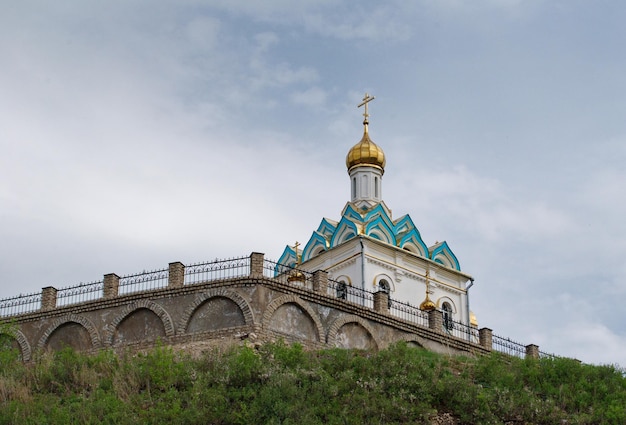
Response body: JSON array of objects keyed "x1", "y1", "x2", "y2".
[
  {"x1": 287, "y1": 269, "x2": 305, "y2": 283},
  {"x1": 470, "y1": 311, "x2": 478, "y2": 327},
  {"x1": 346, "y1": 130, "x2": 386, "y2": 173},
  {"x1": 419, "y1": 294, "x2": 436, "y2": 311}
]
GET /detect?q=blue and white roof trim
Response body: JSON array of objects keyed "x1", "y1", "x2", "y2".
[{"x1": 277, "y1": 202, "x2": 462, "y2": 272}]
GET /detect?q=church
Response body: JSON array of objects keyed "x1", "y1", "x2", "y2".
[
  {"x1": 276, "y1": 94, "x2": 476, "y2": 329},
  {"x1": 2, "y1": 94, "x2": 503, "y2": 360}
]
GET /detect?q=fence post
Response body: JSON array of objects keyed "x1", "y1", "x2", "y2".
[
  {"x1": 373, "y1": 291, "x2": 389, "y2": 314},
  {"x1": 103, "y1": 273, "x2": 120, "y2": 298},
  {"x1": 312, "y1": 270, "x2": 328, "y2": 294},
  {"x1": 428, "y1": 309, "x2": 443, "y2": 332},
  {"x1": 168, "y1": 262, "x2": 185, "y2": 288},
  {"x1": 479, "y1": 327, "x2": 493, "y2": 350},
  {"x1": 525, "y1": 344, "x2": 540, "y2": 359},
  {"x1": 250, "y1": 252, "x2": 264, "y2": 278},
  {"x1": 41, "y1": 286, "x2": 57, "y2": 311}
]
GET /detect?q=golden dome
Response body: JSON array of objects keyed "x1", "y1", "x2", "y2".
[
  {"x1": 287, "y1": 269, "x2": 305, "y2": 283},
  {"x1": 419, "y1": 294, "x2": 436, "y2": 311},
  {"x1": 470, "y1": 311, "x2": 478, "y2": 327},
  {"x1": 346, "y1": 129, "x2": 386, "y2": 173}
]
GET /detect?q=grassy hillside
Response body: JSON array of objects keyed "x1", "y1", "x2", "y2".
[{"x1": 0, "y1": 339, "x2": 625, "y2": 424}]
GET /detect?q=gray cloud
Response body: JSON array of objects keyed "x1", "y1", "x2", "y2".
[{"x1": 1, "y1": 0, "x2": 625, "y2": 366}]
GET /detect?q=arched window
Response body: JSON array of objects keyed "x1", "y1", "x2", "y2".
[
  {"x1": 352, "y1": 177, "x2": 356, "y2": 199},
  {"x1": 442, "y1": 302, "x2": 453, "y2": 331},
  {"x1": 336, "y1": 281, "x2": 347, "y2": 300},
  {"x1": 378, "y1": 279, "x2": 390, "y2": 294}
]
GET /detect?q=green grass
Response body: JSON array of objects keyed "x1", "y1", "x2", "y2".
[{"x1": 0, "y1": 339, "x2": 624, "y2": 424}]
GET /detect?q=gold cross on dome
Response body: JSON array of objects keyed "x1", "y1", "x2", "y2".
[
  {"x1": 294, "y1": 241, "x2": 301, "y2": 265},
  {"x1": 358, "y1": 92, "x2": 375, "y2": 123}
]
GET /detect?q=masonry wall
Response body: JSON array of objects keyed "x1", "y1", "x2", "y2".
[{"x1": 2, "y1": 253, "x2": 494, "y2": 361}]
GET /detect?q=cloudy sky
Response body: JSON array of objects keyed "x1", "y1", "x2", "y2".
[{"x1": 2, "y1": 0, "x2": 625, "y2": 366}]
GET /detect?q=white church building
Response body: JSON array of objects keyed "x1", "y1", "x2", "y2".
[{"x1": 277, "y1": 94, "x2": 476, "y2": 328}]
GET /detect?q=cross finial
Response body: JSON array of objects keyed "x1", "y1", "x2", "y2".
[
  {"x1": 294, "y1": 241, "x2": 301, "y2": 265},
  {"x1": 357, "y1": 92, "x2": 375, "y2": 125}
]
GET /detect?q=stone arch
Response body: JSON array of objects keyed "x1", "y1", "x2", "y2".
[
  {"x1": 38, "y1": 314, "x2": 101, "y2": 351},
  {"x1": 397, "y1": 333, "x2": 425, "y2": 349},
  {"x1": 0, "y1": 328, "x2": 32, "y2": 361},
  {"x1": 180, "y1": 288, "x2": 254, "y2": 334},
  {"x1": 327, "y1": 315, "x2": 378, "y2": 350},
  {"x1": 105, "y1": 299, "x2": 174, "y2": 346},
  {"x1": 262, "y1": 294, "x2": 324, "y2": 342}
]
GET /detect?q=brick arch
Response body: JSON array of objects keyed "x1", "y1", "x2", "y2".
[
  {"x1": 326, "y1": 314, "x2": 379, "y2": 350},
  {"x1": 397, "y1": 333, "x2": 425, "y2": 349},
  {"x1": 262, "y1": 294, "x2": 324, "y2": 343},
  {"x1": 179, "y1": 288, "x2": 255, "y2": 334},
  {"x1": 37, "y1": 314, "x2": 101, "y2": 351},
  {"x1": 0, "y1": 328, "x2": 32, "y2": 361},
  {"x1": 104, "y1": 299, "x2": 174, "y2": 346}
]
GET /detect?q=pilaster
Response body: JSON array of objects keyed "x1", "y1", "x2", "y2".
[
  {"x1": 428, "y1": 309, "x2": 443, "y2": 332},
  {"x1": 103, "y1": 273, "x2": 120, "y2": 299},
  {"x1": 41, "y1": 286, "x2": 57, "y2": 311},
  {"x1": 250, "y1": 252, "x2": 264, "y2": 278},
  {"x1": 373, "y1": 291, "x2": 389, "y2": 314},
  {"x1": 312, "y1": 270, "x2": 328, "y2": 294},
  {"x1": 479, "y1": 328, "x2": 493, "y2": 350},
  {"x1": 168, "y1": 262, "x2": 185, "y2": 288}
]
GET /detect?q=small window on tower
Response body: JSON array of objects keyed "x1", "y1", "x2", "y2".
[
  {"x1": 352, "y1": 177, "x2": 356, "y2": 198},
  {"x1": 374, "y1": 176, "x2": 379, "y2": 198}
]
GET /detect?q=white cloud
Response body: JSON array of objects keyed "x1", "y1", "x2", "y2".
[{"x1": 290, "y1": 86, "x2": 328, "y2": 107}]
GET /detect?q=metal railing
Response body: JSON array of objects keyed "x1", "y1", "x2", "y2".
[
  {"x1": 539, "y1": 350, "x2": 557, "y2": 359},
  {"x1": 0, "y1": 253, "x2": 556, "y2": 361},
  {"x1": 263, "y1": 259, "x2": 314, "y2": 287},
  {"x1": 57, "y1": 280, "x2": 104, "y2": 307},
  {"x1": 492, "y1": 334, "x2": 526, "y2": 358},
  {"x1": 0, "y1": 291, "x2": 42, "y2": 317},
  {"x1": 184, "y1": 256, "x2": 250, "y2": 285},
  {"x1": 443, "y1": 317, "x2": 480, "y2": 343},
  {"x1": 389, "y1": 299, "x2": 429, "y2": 327},
  {"x1": 326, "y1": 278, "x2": 374, "y2": 309},
  {"x1": 119, "y1": 269, "x2": 169, "y2": 295}
]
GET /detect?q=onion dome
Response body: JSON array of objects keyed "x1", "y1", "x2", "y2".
[
  {"x1": 287, "y1": 269, "x2": 305, "y2": 283},
  {"x1": 470, "y1": 311, "x2": 478, "y2": 327},
  {"x1": 420, "y1": 270, "x2": 436, "y2": 311},
  {"x1": 346, "y1": 130, "x2": 386, "y2": 173},
  {"x1": 419, "y1": 293, "x2": 436, "y2": 311}
]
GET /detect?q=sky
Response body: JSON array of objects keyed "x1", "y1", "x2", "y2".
[{"x1": 1, "y1": 0, "x2": 625, "y2": 366}]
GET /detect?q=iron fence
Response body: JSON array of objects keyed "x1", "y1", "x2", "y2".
[
  {"x1": 0, "y1": 291, "x2": 42, "y2": 318},
  {"x1": 443, "y1": 317, "x2": 480, "y2": 343},
  {"x1": 389, "y1": 299, "x2": 429, "y2": 327},
  {"x1": 119, "y1": 269, "x2": 169, "y2": 295},
  {"x1": 0, "y1": 253, "x2": 557, "y2": 360},
  {"x1": 539, "y1": 350, "x2": 557, "y2": 359},
  {"x1": 184, "y1": 256, "x2": 250, "y2": 285},
  {"x1": 263, "y1": 259, "x2": 314, "y2": 288},
  {"x1": 327, "y1": 278, "x2": 374, "y2": 309},
  {"x1": 57, "y1": 280, "x2": 104, "y2": 307},
  {"x1": 492, "y1": 334, "x2": 526, "y2": 358}
]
